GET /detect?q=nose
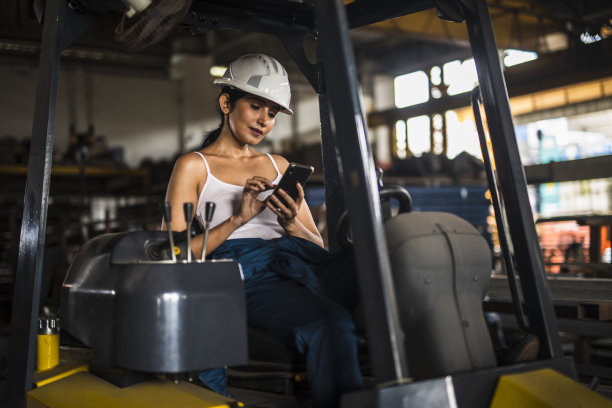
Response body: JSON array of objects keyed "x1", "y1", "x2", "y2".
[{"x1": 257, "y1": 108, "x2": 271, "y2": 127}]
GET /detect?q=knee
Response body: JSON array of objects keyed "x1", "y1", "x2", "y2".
[
  {"x1": 323, "y1": 306, "x2": 355, "y2": 334},
  {"x1": 296, "y1": 304, "x2": 356, "y2": 347}
]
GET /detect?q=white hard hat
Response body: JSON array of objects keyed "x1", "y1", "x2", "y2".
[{"x1": 214, "y1": 54, "x2": 293, "y2": 115}]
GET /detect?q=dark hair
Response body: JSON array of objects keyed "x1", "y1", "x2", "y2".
[{"x1": 200, "y1": 87, "x2": 248, "y2": 148}]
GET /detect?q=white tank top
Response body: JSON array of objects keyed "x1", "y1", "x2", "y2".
[{"x1": 193, "y1": 151, "x2": 286, "y2": 240}]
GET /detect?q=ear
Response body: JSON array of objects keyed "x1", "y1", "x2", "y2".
[{"x1": 219, "y1": 93, "x2": 231, "y2": 115}]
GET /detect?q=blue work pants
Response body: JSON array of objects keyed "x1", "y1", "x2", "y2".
[{"x1": 201, "y1": 236, "x2": 363, "y2": 408}]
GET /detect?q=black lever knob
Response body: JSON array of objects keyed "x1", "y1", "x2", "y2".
[
  {"x1": 183, "y1": 202, "x2": 193, "y2": 223},
  {"x1": 162, "y1": 202, "x2": 177, "y2": 262},
  {"x1": 163, "y1": 202, "x2": 172, "y2": 223},
  {"x1": 205, "y1": 202, "x2": 216, "y2": 223}
]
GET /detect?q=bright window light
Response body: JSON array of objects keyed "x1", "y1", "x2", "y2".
[
  {"x1": 394, "y1": 71, "x2": 429, "y2": 108},
  {"x1": 445, "y1": 110, "x2": 482, "y2": 160},
  {"x1": 443, "y1": 59, "x2": 478, "y2": 96},
  {"x1": 504, "y1": 49, "x2": 538, "y2": 67},
  {"x1": 209, "y1": 65, "x2": 227, "y2": 77},
  {"x1": 395, "y1": 120, "x2": 407, "y2": 159},
  {"x1": 407, "y1": 115, "x2": 431, "y2": 156}
]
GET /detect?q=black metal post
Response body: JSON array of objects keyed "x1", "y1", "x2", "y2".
[
  {"x1": 313, "y1": 0, "x2": 408, "y2": 383},
  {"x1": 319, "y1": 94, "x2": 345, "y2": 251},
  {"x1": 464, "y1": 0, "x2": 563, "y2": 358},
  {"x1": 471, "y1": 87, "x2": 529, "y2": 333},
  {"x1": 4, "y1": 0, "x2": 66, "y2": 406}
]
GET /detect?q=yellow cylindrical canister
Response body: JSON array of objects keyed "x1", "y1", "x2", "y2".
[{"x1": 37, "y1": 317, "x2": 60, "y2": 371}]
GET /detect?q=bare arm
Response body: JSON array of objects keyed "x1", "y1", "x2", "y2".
[
  {"x1": 268, "y1": 183, "x2": 324, "y2": 247},
  {"x1": 267, "y1": 155, "x2": 324, "y2": 248}
]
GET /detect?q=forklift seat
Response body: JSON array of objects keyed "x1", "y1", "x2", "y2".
[{"x1": 385, "y1": 211, "x2": 498, "y2": 380}]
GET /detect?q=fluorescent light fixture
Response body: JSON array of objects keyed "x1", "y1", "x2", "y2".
[
  {"x1": 580, "y1": 32, "x2": 602, "y2": 44},
  {"x1": 209, "y1": 65, "x2": 227, "y2": 77},
  {"x1": 504, "y1": 49, "x2": 538, "y2": 67}
]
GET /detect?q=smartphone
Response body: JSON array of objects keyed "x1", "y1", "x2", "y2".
[{"x1": 271, "y1": 163, "x2": 314, "y2": 206}]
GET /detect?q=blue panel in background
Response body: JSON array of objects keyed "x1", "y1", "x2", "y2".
[
  {"x1": 305, "y1": 184, "x2": 490, "y2": 226},
  {"x1": 406, "y1": 185, "x2": 490, "y2": 227}
]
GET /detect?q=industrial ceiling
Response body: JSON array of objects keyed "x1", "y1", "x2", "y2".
[{"x1": 1, "y1": 0, "x2": 611, "y2": 90}]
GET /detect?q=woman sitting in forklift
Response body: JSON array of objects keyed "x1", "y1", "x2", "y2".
[{"x1": 162, "y1": 53, "x2": 363, "y2": 408}]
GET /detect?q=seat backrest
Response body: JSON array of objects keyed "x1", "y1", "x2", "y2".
[{"x1": 385, "y1": 211, "x2": 497, "y2": 380}]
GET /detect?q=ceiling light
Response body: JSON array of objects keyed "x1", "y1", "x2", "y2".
[
  {"x1": 580, "y1": 32, "x2": 602, "y2": 44},
  {"x1": 503, "y1": 49, "x2": 538, "y2": 67}
]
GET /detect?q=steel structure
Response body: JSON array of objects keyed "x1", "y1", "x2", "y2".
[{"x1": 5, "y1": 0, "x2": 576, "y2": 406}]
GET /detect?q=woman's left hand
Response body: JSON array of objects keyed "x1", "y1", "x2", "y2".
[{"x1": 267, "y1": 182, "x2": 304, "y2": 228}]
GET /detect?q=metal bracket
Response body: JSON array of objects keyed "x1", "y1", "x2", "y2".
[
  {"x1": 182, "y1": 0, "x2": 322, "y2": 92},
  {"x1": 279, "y1": 35, "x2": 323, "y2": 94},
  {"x1": 431, "y1": 0, "x2": 477, "y2": 22}
]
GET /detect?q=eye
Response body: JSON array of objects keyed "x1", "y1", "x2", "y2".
[
  {"x1": 268, "y1": 111, "x2": 277, "y2": 119},
  {"x1": 250, "y1": 103, "x2": 261, "y2": 110}
]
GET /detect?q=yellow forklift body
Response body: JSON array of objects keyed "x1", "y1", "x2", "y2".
[
  {"x1": 490, "y1": 368, "x2": 612, "y2": 408},
  {"x1": 27, "y1": 371, "x2": 242, "y2": 408}
]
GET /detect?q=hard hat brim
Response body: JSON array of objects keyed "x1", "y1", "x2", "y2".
[{"x1": 214, "y1": 77, "x2": 293, "y2": 115}]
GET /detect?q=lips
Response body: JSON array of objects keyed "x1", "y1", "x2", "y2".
[{"x1": 250, "y1": 127, "x2": 263, "y2": 136}]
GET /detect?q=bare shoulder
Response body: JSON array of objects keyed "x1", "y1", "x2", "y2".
[
  {"x1": 270, "y1": 154, "x2": 290, "y2": 172},
  {"x1": 175, "y1": 152, "x2": 205, "y2": 171},
  {"x1": 171, "y1": 152, "x2": 207, "y2": 184}
]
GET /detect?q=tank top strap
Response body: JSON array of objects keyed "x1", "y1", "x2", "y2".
[
  {"x1": 193, "y1": 151, "x2": 211, "y2": 174},
  {"x1": 264, "y1": 153, "x2": 282, "y2": 178}
]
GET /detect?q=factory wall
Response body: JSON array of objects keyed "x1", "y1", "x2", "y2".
[{"x1": 0, "y1": 54, "x2": 312, "y2": 168}]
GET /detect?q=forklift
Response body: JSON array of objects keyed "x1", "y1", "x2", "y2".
[{"x1": 4, "y1": 0, "x2": 611, "y2": 407}]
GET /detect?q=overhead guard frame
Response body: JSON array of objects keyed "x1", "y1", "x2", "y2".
[{"x1": 6, "y1": 0, "x2": 564, "y2": 406}]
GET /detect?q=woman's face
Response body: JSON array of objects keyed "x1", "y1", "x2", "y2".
[{"x1": 224, "y1": 94, "x2": 280, "y2": 145}]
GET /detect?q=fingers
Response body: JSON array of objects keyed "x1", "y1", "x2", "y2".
[
  {"x1": 244, "y1": 176, "x2": 273, "y2": 193},
  {"x1": 252, "y1": 176, "x2": 275, "y2": 188},
  {"x1": 266, "y1": 197, "x2": 286, "y2": 216},
  {"x1": 267, "y1": 187, "x2": 300, "y2": 218},
  {"x1": 295, "y1": 182, "x2": 305, "y2": 200}
]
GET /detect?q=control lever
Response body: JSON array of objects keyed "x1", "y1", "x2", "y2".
[
  {"x1": 200, "y1": 202, "x2": 216, "y2": 261},
  {"x1": 162, "y1": 202, "x2": 177, "y2": 263},
  {"x1": 183, "y1": 202, "x2": 194, "y2": 262}
]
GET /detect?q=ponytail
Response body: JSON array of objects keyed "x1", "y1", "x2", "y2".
[{"x1": 200, "y1": 87, "x2": 247, "y2": 148}]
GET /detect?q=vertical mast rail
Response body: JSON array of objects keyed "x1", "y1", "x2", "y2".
[
  {"x1": 313, "y1": 0, "x2": 409, "y2": 383},
  {"x1": 318, "y1": 95, "x2": 346, "y2": 252},
  {"x1": 464, "y1": 0, "x2": 563, "y2": 358},
  {"x1": 4, "y1": 0, "x2": 67, "y2": 406}
]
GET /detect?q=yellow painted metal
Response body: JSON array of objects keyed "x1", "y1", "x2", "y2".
[
  {"x1": 27, "y1": 372, "x2": 243, "y2": 408},
  {"x1": 37, "y1": 333, "x2": 60, "y2": 371},
  {"x1": 35, "y1": 364, "x2": 89, "y2": 388},
  {"x1": 33, "y1": 345, "x2": 93, "y2": 388},
  {"x1": 490, "y1": 368, "x2": 612, "y2": 408}
]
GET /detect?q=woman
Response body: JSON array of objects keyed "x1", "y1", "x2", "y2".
[{"x1": 163, "y1": 54, "x2": 363, "y2": 408}]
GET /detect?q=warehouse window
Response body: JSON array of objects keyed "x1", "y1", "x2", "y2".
[
  {"x1": 444, "y1": 59, "x2": 478, "y2": 96},
  {"x1": 430, "y1": 66, "x2": 443, "y2": 99},
  {"x1": 407, "y1": 115, "x2": 431, "y2": 156},
  {"x1": 395, "y1": 120, "x2": 408, "y2": 158},
  {"x1": 445, "y1": 109, "x2": 482, "y2": 160},
  {"x1": 394, "y1": 70, "x2": 429, "y2": 108}
]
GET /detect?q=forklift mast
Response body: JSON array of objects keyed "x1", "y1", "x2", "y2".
[{"x1": 5, "y1": 0, "x2": 568, "y2": 406}]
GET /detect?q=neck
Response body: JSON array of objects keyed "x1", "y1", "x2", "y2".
[{"x1": 208, "y1": 125, "x2": 252, "y2": 159}]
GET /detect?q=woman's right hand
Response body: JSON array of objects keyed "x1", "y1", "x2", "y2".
[{"x1": 235, "y1": 176, "x2": 274, "y2": 226}]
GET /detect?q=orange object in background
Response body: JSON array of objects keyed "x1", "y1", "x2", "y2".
[
  {"x1": 601, "y1": 226, "x2": 611, "y2": 263},
  {"x1": 537, "y1": 221, "x2": 591, "y2": 274}
]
